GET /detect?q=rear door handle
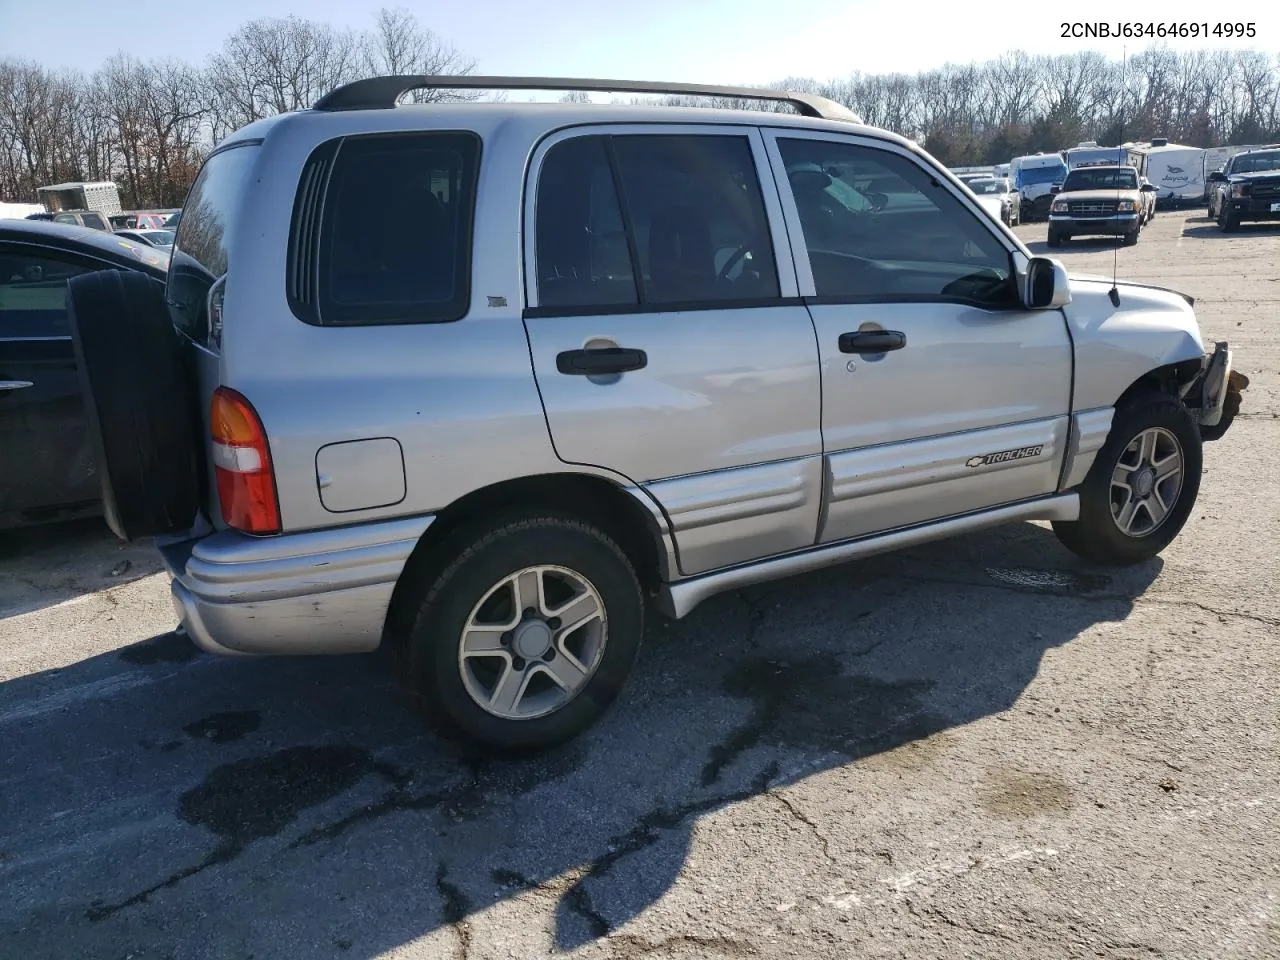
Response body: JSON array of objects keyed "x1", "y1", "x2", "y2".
[
  {"x1": 838, "y1": 331, "x2": 907, "y2": 354},
  {"x1": 0, "y1": 380, "x2": 34, "y2": 391},
  {"x1": 556, "y1": 347, "x2": 648, "y2": 376}
]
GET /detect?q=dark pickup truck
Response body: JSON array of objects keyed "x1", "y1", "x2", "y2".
[{"x1": 1207, "y1": 146, "x2": 1280, "y2": 231}]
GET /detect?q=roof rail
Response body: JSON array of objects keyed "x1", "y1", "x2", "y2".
[{"x1": 311, "y1": 75, "x2": 863, "y2": 124}]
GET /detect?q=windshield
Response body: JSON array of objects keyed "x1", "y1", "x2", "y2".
[
  {"x1": 1232, "y1": 152, "x2": 1280, "y2": 174},
  {"x1": 967, "y1": 179, "x2": 1006, "y2": 195},
  {"x1": 1062, "y1": 167, "x2": 1138, "y2": 191},
  {"x1": 1020, "y1": 164, "x2": 1066, "y2": 186}
]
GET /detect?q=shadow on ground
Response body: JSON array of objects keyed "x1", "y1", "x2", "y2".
[
  {"x1": 1179, "y1": 221, "x2": 1280, "y2": 239},
  {"x1": 0, "y1": 522, "x2": 1162, "y2": 959},
  {"x1": 0, "y1": 517, "x2": 163, "y2": 619}
]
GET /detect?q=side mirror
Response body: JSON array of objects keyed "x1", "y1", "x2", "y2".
[
  {"x1": 1024, "y1": 256, "x2": 1071, "y2": 309},
  {"x1": 1140, "y1": 183, "x2": 1156, "y2": 192},
  {"x1": 1049, "y1": 185, "x2": 1061, "y2": 194},
  {"x1": 1207, "y1": 170, "x2": 1226, "y2": 183}
]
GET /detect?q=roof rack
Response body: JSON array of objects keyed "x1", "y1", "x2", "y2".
[{"x1": 311, "y1": 75, "x2": 863, "y2": 124}]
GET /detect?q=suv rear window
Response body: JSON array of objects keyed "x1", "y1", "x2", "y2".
[
  {"x1": 167, "y1": 141, "x2": 260, "y2": 344},
  {"x1": 295, "y1": 131, "x2": 480, "y2": 326}
]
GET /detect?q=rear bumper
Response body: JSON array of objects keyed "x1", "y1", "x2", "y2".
[
  {"x1": 161, "y1": 514, "x2": 434, "y2": 656},
  {"x1": 1048, "y1": 213, "x2": 1140, "y2": 237}
]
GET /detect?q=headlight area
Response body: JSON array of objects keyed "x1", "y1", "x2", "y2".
[{"x1": 1116, "y1": 199, "x2": 1136, "y2": 212}]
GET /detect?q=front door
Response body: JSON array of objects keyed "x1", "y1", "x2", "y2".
[
  {"x1": 522, "y1": 126, "x2": 824, "y2": 576},
  {"x1": 0, "y1": 245, "x2": 99, "y2": 521},
  {"x1": 762, "y1": 131, "x2": 1073, "y2": 544}
]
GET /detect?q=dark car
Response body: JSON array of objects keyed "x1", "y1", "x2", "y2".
[
  {"x1": 1207, "y1": 147, "x2": 1280, "y2": 231},
  {"x1": 0, "y1": 220, "x2": 170, "y2": 529}
]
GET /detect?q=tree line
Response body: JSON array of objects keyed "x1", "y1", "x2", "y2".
[{"x1": 3, "y1": 12, "x2": 1280, "y2": 210}]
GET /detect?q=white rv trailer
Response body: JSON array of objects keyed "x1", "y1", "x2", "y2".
[
  {"x1": 1063, "y1": 141, "x2": 1148, "y2": 178},
  {"x1": 1140, "y1": 139, "x2": 1206, "y2": 205}
]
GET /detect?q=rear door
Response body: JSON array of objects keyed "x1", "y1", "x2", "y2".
[
  {"x1": 522, "y1": 125, "x2": 824, "y2": 576},
  {"x1": 0, "y1": 245, "x2": 100, "y2": 519},
  {"x1": 762, "y1": 130, "x2": 1073, "y2": 544}
]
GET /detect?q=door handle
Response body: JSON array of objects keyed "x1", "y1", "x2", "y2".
[
  {"x1": 838, "y1": 331, "x2": 907, "y2": 354},
  {"x1": 556, "y1": 347, "x2": 648, "y2": 376},
  {"x1": 0, "y1": 380, "x2": 34, "y2": 391}
]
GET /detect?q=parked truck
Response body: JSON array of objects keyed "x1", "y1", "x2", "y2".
[{"x1": 1010, "y1": 152, "x2": 1069, "y2": 221}]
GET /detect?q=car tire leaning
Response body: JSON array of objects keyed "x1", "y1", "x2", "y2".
[
  {"x1": 1053, "y1": 393, "x2": 1202, "y2": 566},
  {"x1": 67, "y1": 269, "x2": 202, "y2": 541}
]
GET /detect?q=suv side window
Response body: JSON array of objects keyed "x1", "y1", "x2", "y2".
[
  {"x1": 535, "y1": 136, "x2": 637, "y2": 308},
  {"x1": 0, "y1": 251, "x2": 95, "y2": 339},
  {"x1": 534, "y1": 133, "x2": 780, "y2": 312},
  {"x1": 777, "y1": 138, "x2": 1015, "y2": 306},
  {"x1": 311, "y1": 131, "x2": 481, "y2": 326}
]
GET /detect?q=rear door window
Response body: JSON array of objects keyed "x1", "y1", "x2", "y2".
[{"x1": 532, "y1": 132, "x2": 780, "y2": 312}]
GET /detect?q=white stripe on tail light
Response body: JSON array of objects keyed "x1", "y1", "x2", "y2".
[{"x1": 210, "y1": 386, "x2": 280, "y2": 535}]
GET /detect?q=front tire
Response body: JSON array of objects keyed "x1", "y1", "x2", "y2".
[
  {"x1": 1046, "y1": 228, "x2": 1063, "y2": 247},
  {"x1": 402, "y1": 514, "x2": 644, "y2": 753},
  {"x1": 1053, "y1": 394, "x2": 1203, "y2": 566}
]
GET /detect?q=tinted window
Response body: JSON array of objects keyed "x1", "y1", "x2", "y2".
[
  {"x1": 778, "y1": 139, "x2": 1014, "y2": 305},
  {"x1": 0, "y1": 251, "x2": 94, "y2": 338},
  {"x1": 535, "y1": 137, "x2": 637, "y2": 308},
  {"x1": 313, "y1": 131, "x2": 480, "y2": 325},
  {"x1": 612, "y1": 135, "x2": 779, "y2": 305},
  {"x1": 533, "y1": 133, "x2": 780, "y2": 311},
  {"x1": 1062, "y1": 167, "x2": 1138, "y2": 191},
  {"x1": 82, "y1": 213, "x2": 107, "y2": 230},
  {"x1": 167, "y1": 142, "x2": 260, "y2": 343}
]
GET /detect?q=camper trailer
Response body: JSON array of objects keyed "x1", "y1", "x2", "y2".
[
  {"x1": 1140, "y1": 139, "x2": 1206, "y2": 207},
  {"x1": 1063, "y1": 142, "x2": 1149, "y2": 178},
  {"x1": 1009, "y1": 153, "x2": 1068, "y2": 220}
]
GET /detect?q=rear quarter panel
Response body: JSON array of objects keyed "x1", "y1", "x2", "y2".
[{"x1": 215, "y1": 112, "x2": 586, "y2": 533}]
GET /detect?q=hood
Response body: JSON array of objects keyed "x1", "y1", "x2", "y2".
[
  {"x1": 974, "y1": 196, "x2": 1005, "y2": 219},
  {"x1": 1056, "y1": 188, "x2": 1139, "y2": 202},
  {"x1": 1229, "y1": 169, "x2": 1280, "y2": 182},
  {"x1": 1068, "y1": 272, "x2": 1195, "y2": 306}
]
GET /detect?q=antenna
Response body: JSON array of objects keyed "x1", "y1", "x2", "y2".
[{"x1": 1109, "y1": 45, "x2": 1127, "y2": 307}]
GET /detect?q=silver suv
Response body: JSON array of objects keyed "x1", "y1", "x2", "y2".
[{"x1": 65, "y1": 76, "x2": 1248, "y2": 752}]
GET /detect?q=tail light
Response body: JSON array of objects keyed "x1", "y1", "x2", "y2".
[{"x1": 210, "y1": 387, "x2": 281, "y2": 534}]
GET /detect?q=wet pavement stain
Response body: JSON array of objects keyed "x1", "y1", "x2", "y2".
[
  {"x1": 290, "y1": 743, "x2": 586, "y2": 848},
  {"x1": 978, "y1": 768, "x2": 1077, "y2": 820},
  {"x1": 701, "y1": 656, "x2": 944, "y2": 787},
  {"x1": 118, "y1": 630, "x2": 198, "y2": 665},
  {"x1": 183, "y1": 711, "x2": 261, "y2": 744},
  {"x1": 86, "y1": 745, "x2": 403, "y2": 921}
]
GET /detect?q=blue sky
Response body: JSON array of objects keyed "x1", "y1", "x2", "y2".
[{"x1": 1, "y1": 0, "x2": 1275, "y2": 81}]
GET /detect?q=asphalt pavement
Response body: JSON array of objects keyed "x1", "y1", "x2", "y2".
[{"x1": 1, "y1": 208, "x2": 1277, "y2": 959}]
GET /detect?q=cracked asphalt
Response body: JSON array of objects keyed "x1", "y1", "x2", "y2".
[{"x1": 2, "y1": 209, "x2": 1278, "y2": 959}]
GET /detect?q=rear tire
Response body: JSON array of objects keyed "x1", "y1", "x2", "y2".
[
  {"x1": 1053, "y1": 394, "x2": 1202, "y2": 566},
  {"x1": 66, "y1": 270, "x2": 201, "y2": 541},
  {"x1": 401, "y1": 514, "x2": 644, "y2": 754}
]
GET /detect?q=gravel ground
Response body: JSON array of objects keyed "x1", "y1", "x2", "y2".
[{"x1": 1, "y1": 208, "x2": 1277, "y2": 960}]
